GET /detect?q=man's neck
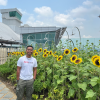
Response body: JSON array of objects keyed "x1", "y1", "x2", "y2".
[{"x1": 26, "y1": 55, "x2": 31, "y2": 58}]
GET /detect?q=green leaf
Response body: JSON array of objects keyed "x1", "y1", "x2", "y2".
[
  {"x1": 85, "y1": 89, "x2": 96, "y2": 98},
  {"x1": 47, "y1": 69, "x2": 52, "y2": 75},
  {"x1": 77, "y1": 82, "x2": 87, "y2": 91},
  {"x1": 83, "y1": 73, "x2": 89, "y2": 77},
  {"x1": 68, "y1": 88, "x2": 75, "y2": 98},
  {"x1": 90, "y1": 77, "x2": 99, "y2": 86},
  {"x1": 57, "y1": 79, "x2": 63, "y2": 84},
  {"x1": 68, "y1": 75, "x2": 77, "y2": 81},
  {"x1": 53, "y1": 75, "x2": 59, "y2": 79},
  {"x1": 53, "y1": 64, "x2": 59, "y2": 68}
]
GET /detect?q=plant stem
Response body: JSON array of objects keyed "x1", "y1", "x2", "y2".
[{"x1": 77, "y1": 65, "x2": 80, "y2": 99}]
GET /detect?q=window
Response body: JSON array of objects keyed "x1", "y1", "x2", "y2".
[{"x1": 9, "y1": 11, "x2": 22, "y2": 20}]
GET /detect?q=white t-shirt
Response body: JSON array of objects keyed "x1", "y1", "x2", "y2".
[{"x1": 17, "y1": 55, "x2": 37, "y2": 80}]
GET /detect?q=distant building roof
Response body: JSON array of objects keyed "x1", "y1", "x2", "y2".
[
  {"x1": 0, "y1": 22, "x2": 20, "y2": 42},
  {"x1": 0, "y1": 8, "x2": 22, "y2": 16}
]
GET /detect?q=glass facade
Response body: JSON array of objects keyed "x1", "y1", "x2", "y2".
[
  {"x1": 9, "y1": 11, "x2": 21, "y2": 20},
  {"x1": 22, "y1": 31, "x2": 55, "y2": 47}
]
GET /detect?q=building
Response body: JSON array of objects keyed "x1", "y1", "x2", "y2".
[
  {"x1": 0, "y1": 8, "x2": 67, "y2": 47},
  {"x1": 20, "y1": 26, "x2": 66, "y2": 47},
  {"x1": 1, "y1": 8, "x2": 22, "y2": 34}
]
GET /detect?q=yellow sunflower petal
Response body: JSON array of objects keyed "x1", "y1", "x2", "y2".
[
  {"x1": 64, "y1": 49, "x2": 70, "y2": 55},
  {"x1": 70, "y1": 55, "x2": 77, "y2": 62},
  {"x1": 57, "y1": 56, "x2": 63, "y2": 61},
  {"x1": 74, "y1": 58, "x2": 82, "y2": 64},
  {"x1": 72, "y1": 47, "x2": 78, "y2": 53},
  {"x1": 93, "y1": 57, "x2": 100, "y2": 67}
]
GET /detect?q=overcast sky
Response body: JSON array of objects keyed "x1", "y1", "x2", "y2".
[{"x1": 0, "y1": 0, "x2": 100, "y2": 39}]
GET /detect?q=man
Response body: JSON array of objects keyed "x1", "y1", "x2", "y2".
[{"x1": 16, "y1": 45, "x2": 37, "y2": 100}]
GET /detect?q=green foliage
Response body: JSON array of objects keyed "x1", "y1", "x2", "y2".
[{"x1": 0, "y1": 39, "x2": 100, "y2": 100}]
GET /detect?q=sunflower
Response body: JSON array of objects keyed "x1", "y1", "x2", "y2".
[
  {"x1": 33, "y1": 52, "x2": 38, "y2": 56},
  {"x1": 70, "y1": 55, "x2": 77, "y2": 62},
  {"x1": 33, "y1": 50, "x2": 36, "y2": 53},
  {"x1": 20, "y1": 54, "x2": 23, "y2": 56},
  {"x1": 55, "y1": 55, "x2": 58, "y2": 58},
  {"x1": 21, "y1": 52, "x2": 25, "y2": 55},
  {"x1": 74, "y1": 58, "x2": 82, "y2": 64},
  {"x1": 64, "y1": 49, "x2": 70, "y2": 55},
  {"x1": 53, "y1": 51, "x2": 57, "y2": 54},
  {"x1": 43, "y1": 53, "x2": 48, "y2": 58},
  {"x1": 43, "y1": 49, "x2": 47, "y2": 53},
  {"x1": 52, "y1": 54, "x2": 58, "y2": 58},
  {"x1": 93, "y1": 57, "x2": 100, "y2": 67},
  {"x1": 46, "y1": 51, "x2": 49, "y2": 54},
  {"x1": 7, "y1": 53, "x2": 10, "y2": 56},
  {"x1": 72, "y1": 47, "x2": 78, "y2": 53},
  {"x1": 49, "y1": 51, "x2": 52, "y2": 55},
  {"x1": 20, "y1": 52, "x2": 25, "y2": 56},
  {"x1": 57, "y1": 56, "x2": 63, "y2": 61},
  {"x1": 11, "y1": 52, "x2": 15, "y2": 55},
  {"x1": 38, "y1": 48, "x2": 42, "y2": 52},
  {"x1": 15, "y1": 52, "x2": 19, "y2": 56},
  {"x1": 91, "y1": 55, "x2": 99, "y2": 62}
]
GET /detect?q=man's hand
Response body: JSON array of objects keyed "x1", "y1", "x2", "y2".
[
  {"x1": 33, "y1": 67, "x2": 37, "y2": 81},
  {"x1": 16, "y1": 80, "x2": 19, "y2": 83}
]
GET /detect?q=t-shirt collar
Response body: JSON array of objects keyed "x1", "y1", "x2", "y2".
[{"x1": 25, "y1": 55, "x2": 32, "y2": 60}]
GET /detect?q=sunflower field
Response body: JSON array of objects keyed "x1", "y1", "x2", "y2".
[{"x1": 0, "y1": 39, "x2": 100, "y2": 100}]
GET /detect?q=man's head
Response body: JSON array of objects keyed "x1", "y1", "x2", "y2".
[{"x1": 26, "y1": 45, "x2": 33, "y2": 56}]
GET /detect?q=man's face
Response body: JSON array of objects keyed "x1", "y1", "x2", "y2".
[{"x1": 26, "y1": 47, "x2": 33, "y2": 56}]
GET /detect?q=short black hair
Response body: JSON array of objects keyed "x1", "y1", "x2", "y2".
[{"x1": 26, "y1": 45, "x2": 33, "y2": 49}]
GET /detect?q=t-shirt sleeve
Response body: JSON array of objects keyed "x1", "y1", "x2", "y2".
[
  {"x1": 17, "y1": 57, "x2": 22, "y2": 67},
  {"x1": 34, "y1": 59, "x2": 37, "y2": 67}
]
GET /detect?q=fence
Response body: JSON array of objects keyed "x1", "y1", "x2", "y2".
[{"x1": 0, "y1": 47, "x2": 20, "y2": 65}]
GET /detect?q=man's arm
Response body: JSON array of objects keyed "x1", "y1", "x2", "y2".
[
  {"x1": 17, "y1": 66, "x2": 21, "y2": 80},
  {"x1": 33, "y1": 67, "x2": 37, "y2": 80}
]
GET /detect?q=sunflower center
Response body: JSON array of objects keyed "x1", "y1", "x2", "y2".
[
  {"x1": 75, "y1": 59, "x2": 80, "y2": 63},
  {"x1": 95, "y1": 60, "x2": 100, "y2": 65},
  {"x1": 35, "y1": 53, "x2": 37, "y2": 55},
  {"x1": 72, "y1": 57, "x2": 76, "y2": 60},
  {"x1": 44, "y1": 54, "x2": 46, "y2": 57},
  {"x1": 74, "y1": 49, "x2": 77, "y2": 51},
  {"x1": 58, "y1": 57, "x2": 61, "y2": 60},
  {"x1": 65, "y1": 51, "x2": 68, "y2": 54}
]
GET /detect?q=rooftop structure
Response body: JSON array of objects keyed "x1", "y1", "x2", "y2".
[{"x1": 1, "y1": 8, "x2": 22, "y2": 34}]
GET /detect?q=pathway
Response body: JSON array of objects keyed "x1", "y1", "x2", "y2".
[{"x1": 0, "y1": 81, "x2": 17, "y2": 100}]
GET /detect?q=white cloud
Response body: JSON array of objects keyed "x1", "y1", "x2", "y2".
[
  {"x1": 54, "y1": 13, "x2": 85, "y2": 28},
  {"x1": 18, "y1": 8, "x2": 27, "y2": 15},
  {"x1": 0, "y1": 0, "x2": 7, "y2": 6},
  {"x1": 83, "y1": 35, "x2": 92, "y2": 38},
  {"x1": 70, "y1": 6, "x2": 88, "y2": 17},
  {"x1": 83, "y1": 0, "x2": 93, "y2": 6},
  {"x1": 54, "y1": 14, "x2": 71, "y2": 25},
  {"x1": 34, "y1": 6, "x2": 53, "y2": 17},
  {"x1": 79, "y1": 26, "x2": 84, "y2": 30},
  {"x1": 26, "y1": 16, "x2": 46, "y2": 26},
  {"x1": 26, "y1": 20, "x2": 45, "y2": 26},
  {"x1": 89, "y1": 5, "x2": 100, "y2": 15}
]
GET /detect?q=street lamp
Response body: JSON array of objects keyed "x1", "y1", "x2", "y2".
[
  {"x1": 44, "y1": 32, "x2": 49, "y2": 40},
  {"x1": 27, "y1": 35, "x2": 35, "y2": 45}
]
